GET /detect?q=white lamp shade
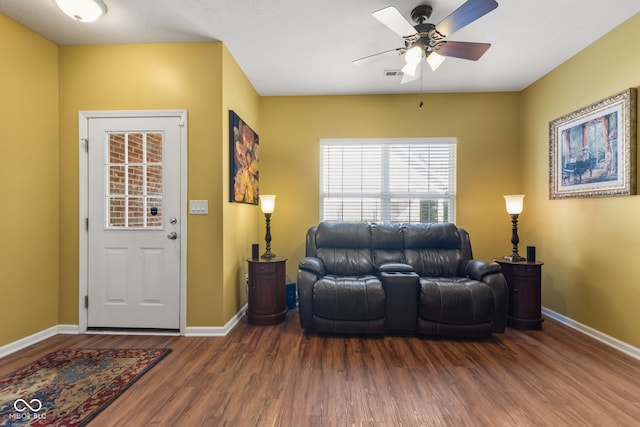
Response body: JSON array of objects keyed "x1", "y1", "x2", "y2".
[
  {"x1": 405, "y1": 46, "x2": 423, "y2": 65},
  {"x1": 401, "y1": 61, "x2": 418, "y2": 77},
  {"x1": 504, "y1": 194, "x2": 525, "y2": 215},
  {"x1": 259, "y1": 195, "x2": 276, "y2": 214},
  {"x1": 426, "y1": 52, "x2": 446, "y2": 71},
  {"x1": 55, "y1": 0, "x2": 107, "y2": 22}
]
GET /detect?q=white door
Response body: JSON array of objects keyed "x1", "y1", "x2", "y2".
[{"x1": 86, "y1": 115, "x2": 183, "y2": 329}]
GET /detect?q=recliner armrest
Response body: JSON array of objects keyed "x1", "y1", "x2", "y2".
[
  {"x1": 460, "y1": 259, "x2": 502, "y2": 281},
  {"x1": 299, "y1": 257, "x2": 325, "y2": 276},
  {"x1": 376, "y1": 262, "x2": 415, "y2": 274}
]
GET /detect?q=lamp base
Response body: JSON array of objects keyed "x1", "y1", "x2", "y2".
[
  {"x1": 261, "y1": 251, "x2": 276, "y2": 259},
  {"x1": 503, "y1": 254, "x2": 526, "y2": 262}
]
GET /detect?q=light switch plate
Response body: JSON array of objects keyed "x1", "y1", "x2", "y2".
[{"x1": 189, "y1": 200, "x2": 208, "y2": 214}]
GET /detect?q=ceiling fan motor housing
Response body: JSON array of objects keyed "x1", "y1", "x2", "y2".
[
  {"x1": 405, "y1": 22, "x2": 444, "y2": 55},
  {"x1": 404, "y1": 5, "x2": 446, "y2": 56},
  {"x1": 411, "y1": 4, "x2": 433, "y2": 24}
]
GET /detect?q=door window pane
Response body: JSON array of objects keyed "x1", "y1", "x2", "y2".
[
  {"x1": 109, "y1": 197, "x2": 126, "y2": 227},
  {"x1": 147, "y1": 133, "x2": 163, "y2": 162},
  {"x1": 128, "y1": 165, "x2": 144, "y2": 196},
  {"x1": 128, "y1": 198, "x2": 145, "y2": 227},
  {"x1": 109, "y1": 166, "x2": 125, "y2": 195},
  {"x1": 147, "y1": 165, "x2": 163, "y2": 196}
]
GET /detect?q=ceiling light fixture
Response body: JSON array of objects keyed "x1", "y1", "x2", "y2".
[
  {"x1": 55, "y1": 0, "x2": 107, "y2": 23},
  {"x1": 402, "y1": 46, "x2": 423, "y2": 77},
  {"x1": 401, "y1": 62, "x2": 418, "y2": 77},
  {"x1": 404, "y1": 46, "x2": 423, "y2": 65},
  {"x1": 426, "y1": 52, "x2": 446, "y2": 71}
]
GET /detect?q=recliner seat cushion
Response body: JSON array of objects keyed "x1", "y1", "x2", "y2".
[
  {"x1": 313, "y1": 275, "x2": 385, "y2": 321},
  {"x1": 419, "y1": 278, "x2": 494, "y2": 325}
]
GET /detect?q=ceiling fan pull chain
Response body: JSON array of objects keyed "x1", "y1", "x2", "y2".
[{"x1": 419, "y1": 62, "x2": 424, "y2": 109}]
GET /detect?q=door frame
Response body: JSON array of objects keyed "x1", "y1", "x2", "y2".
[{"x1": 79, "y1": 110, "x2": 188, "y2": 335}]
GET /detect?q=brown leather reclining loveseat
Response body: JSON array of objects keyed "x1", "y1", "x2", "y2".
[{"x1": 297, "y1": 221, "x2": 508, "y2": 338}]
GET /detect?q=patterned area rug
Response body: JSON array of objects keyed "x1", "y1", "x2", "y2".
[{"x1": 0, "y1": 348, "x2": 171, "y2": 426}]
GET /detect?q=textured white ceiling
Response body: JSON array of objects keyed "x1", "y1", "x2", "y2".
[{"x1": 1, "y1": 0, "x2": 639, "y2": 96}]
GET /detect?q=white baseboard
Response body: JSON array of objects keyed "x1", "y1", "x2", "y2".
[
  {"x1": 542, "y1": 307, "x2": 640, "y2": 361},
  {"x1": 58, "y1": 324, "x2": 81, "y2": 335},
  {"x1": 6, "y1": 306, "x2": 634, "y2": 361},
  {"x1": 185, "y1": 304, "x2": 247, "y2": 337},
  {"x1": 0, "y1": 325, "x2": 78, "y2": 359},
  {"x1": 0, "y1": 306, "x2": 247, "y2": 359},
  {"x1": 86, "y1": 330, "x2": 180, "y2": 336}
]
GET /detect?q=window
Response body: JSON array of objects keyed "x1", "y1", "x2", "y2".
[
  {"x1": 106, "y1": 132, "x2": 164, "y2": 229},
  {"x1": 320, "y1": 138, "x2": 456, "y2": 223}
]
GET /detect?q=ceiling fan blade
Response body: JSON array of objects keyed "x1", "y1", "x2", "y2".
[
  {"x1": 436, "y1": 41, "x2": 491, "y2": 61},
  {"x1": 352, "y1": 47, "x2": 405, "y2": 66},
  {"x1": 372, "y1": 6, "x2": 418, "y2": 38},
  {"x1": 435, "y1": 0, "x2": 498, "y2": 37}
]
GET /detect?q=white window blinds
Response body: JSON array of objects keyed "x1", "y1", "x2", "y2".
[{"x1": 320, "y1": 138, "x2": 456, "y2": 223}]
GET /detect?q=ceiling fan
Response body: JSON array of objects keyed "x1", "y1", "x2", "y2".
[{"x1": 354, "y1": 0, "x2": 498, "y2": 84}]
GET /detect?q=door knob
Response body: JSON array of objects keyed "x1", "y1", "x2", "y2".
[{"x1": 167, "y1": 232, "x2": 178, "y2": 240}]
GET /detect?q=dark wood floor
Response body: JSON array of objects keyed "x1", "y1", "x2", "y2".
[{"x1": 2, "y1": 312, "x2": 640, "y2": 426}]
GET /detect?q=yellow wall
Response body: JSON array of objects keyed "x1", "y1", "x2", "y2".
[
  {"x1": 520, "y1": 13, "x2": 640, "y2": 347},
  {"x1": 58, "y1": 42, "x2": 227, "y2": 326},
  {"x1": 0, "y1": 15, "x2": 59, "y2": 345},
  {"x1": 260, "y1": 93, "x2": 521, "y2": 281},
  {"x1": 4, "y1": 10, "x2": 640, "y2": 351},
  {"x1": 221, "y1": 45, "x2": 261, "y2": 320}
]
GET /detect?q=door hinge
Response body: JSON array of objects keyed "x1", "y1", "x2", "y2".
[
  {"x1": 85, "y1": 218, "x2": 89, "y2": 231},
  {"x1": 84, "y1": 295, "x2": 89, "y2": 309},
  {"x1": 82, "y1": 138, "x2": 88, "y2": 152}
]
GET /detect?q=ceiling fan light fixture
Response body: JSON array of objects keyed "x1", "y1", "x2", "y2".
[
  {"x1": 427, "y1": 52, "x2": 446, "y2": 71},
  {"x1": 55, "y1": 0, "x2": 107, "y2": 23},
  {"x1": 401, "y1": 61, "x2": 419, "y2": 77},
  {"x1": 405, "y1": 46, "x2": 423, "y2": 65}
]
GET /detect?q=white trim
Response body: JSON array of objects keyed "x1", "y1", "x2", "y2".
[
  {"x1": 0, "y1": 325, "x2": 78, "y2": 359},
  {"x1": 0, "y1": 304, "x2": 245, "y2": 357},
  {"x1": 58, "y1": 324, "x2": 81, "y2": 334},
  {"x1": 86, "y1": 330, "x2": 180, "y2": 337},
  {"x1": 79, "y1": 110, "x2": 188, "y2": 335},
  {"x1": 320, "y1": 137, "x2": 457, "y2": 146},
  {"x1": 2, "y1": 307, "x2": 638, "y2": 361},
  {"x1": 542, "y1": 307, "x2": 640, "y2": 361},
  {"x1": 0, "y1": 327, "x2": 57, "y2": 359},
  {"x1": 185, "y1": 304, "x2": 248, "y2": 337}
]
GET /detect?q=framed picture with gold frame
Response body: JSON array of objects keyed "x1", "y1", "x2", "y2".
[
  {"x1": 229, "y1": 110, "x2": 259, "y2": 204},
  {"x1": 549, "y1": 88, "x2": 636, "y2": 199}
]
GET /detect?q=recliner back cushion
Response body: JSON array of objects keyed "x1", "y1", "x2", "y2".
[
  {"x1": 402, "y1": 223, "x2": 462, "y2": 277},
  {"x1": 315, "y1": 222, "x2": 374, "y2": 275},
  {"x1": 371, "y1": 222, "x2": 405, "y2": 267}
]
